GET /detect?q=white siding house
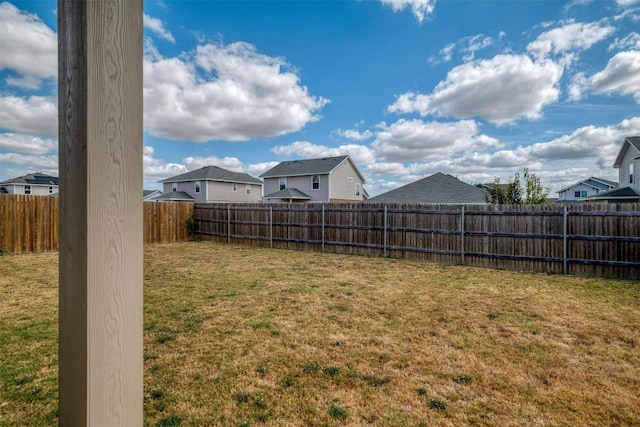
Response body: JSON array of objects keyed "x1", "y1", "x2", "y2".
[{"x1": 0, "y1": 173, "x2": 59, "y2": 195}]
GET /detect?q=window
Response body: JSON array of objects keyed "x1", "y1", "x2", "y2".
[
  {"x1": 195, "y1": 182, "x2": 201, "y2": 193},
  {"x1": 355, "y1": 183, "x2": 361, "y2": 196},
  {"x1": 312, "y1": 175, "x2": 320, "y2": 190},
  {"x1": 631, "y1": 163, "x2": 635, "y2": 184},
  {"x1": 574, "y1": 191, "x2": 581, "y2": 198},
  {"x1": 575, "y1": 190, "x2": 587, "y2": 198},
  {"x1": 279, "y1": 177, "x2": 287, "y2": 190},
  {"x1": 232, "y1": 183, "x2": 237, "y2": 192},
  {"x1": 24, "y1": 185, "x2": 31, "y2": 195},
  {"x1": 171, "y1": 183, "x2": 177, "y2": 192},
  {"x1": 581, "y1": 191, "x2": 587, "y2": 198},
  {"x1": 245, "y1": 185, "x2": 251, "y2": 195}
]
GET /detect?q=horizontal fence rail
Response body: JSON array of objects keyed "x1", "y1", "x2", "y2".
[
  {"x1": 194, "y1": 202, "x2": 640, "y2": 280},
  {"x1": 0, "y1": 195, "x2": 194, "y2": 254}
]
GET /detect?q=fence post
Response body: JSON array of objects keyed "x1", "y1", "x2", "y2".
[
  {"x1": 383, "y1": 205, "x2": 388, "y2": 258},
  {"x1": 227, "y1": 204, "x2": 231, "y2": 244},
  {"x1": 270, "y1": 205, "x2": 273, "y2": 248},
  {"x1": 563, "y1": 205, "x2": 568, "y2": 275},
  {"x1": 460, "y1": 206, "x2": 465, "y2": 265},
  {"x1": 322, "y1": 204, "x2": 325, "y2": 253}
]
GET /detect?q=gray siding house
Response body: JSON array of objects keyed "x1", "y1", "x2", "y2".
[
  {"x1": 260, "y1": 156, "x2": 366, "y2": 203},
  {"x1": 366, "y1": 172, "x2": 486, "y2": 204},
  {"x1": 159, "y1": 166, "x2": 263, "y2": 203},
  {"x1": 0, "y1": 172, "x2": 59, "y2": 195},
  {"x1": 557, "y1": 177, "x2": 617, "y2": 203},
  {"x1": 587, "y1": 136, "x2": 640, "y2": 203}
]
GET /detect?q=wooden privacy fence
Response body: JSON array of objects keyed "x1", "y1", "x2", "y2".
[
  {"x1": 0, "y1": 194, "x2": 194, "y2": 254},
  {"x1": 194, "y1": 202, "x2": 640, "y2": 280}
]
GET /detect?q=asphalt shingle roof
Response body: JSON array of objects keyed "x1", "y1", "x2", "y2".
[
  {"x1": 153, "y1": 191, "x2": 194, "y2": 201},
  {"x1": 260, "y1": 156, "x2": 349, "y2": 178},
  {"x1": 366, "y1": 172, "x2": 486, "y2": 204},
  {"x1": 263, "y1": 188, "x2": 311, "y2": 200},
  {"x1": 160, "y1": 166, "x2": 262, "y2": 185}
]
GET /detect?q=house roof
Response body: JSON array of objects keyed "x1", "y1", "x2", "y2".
[
  {"x1": 263, "y1": 188, "x2": 311, "y2": 200},
  {"x1": 366, "y1": 172, "x2": 486, "y2": 204},
  {"x1": 160, "y1": 166, "x2": 262, "y2": 185},
  {"x1": 0, "y1": 172, "x2": 59, "y2": 186},
  {"x1": 260, "y1": 156, "x2": 365, "y2": 182},
  {"x1": 152, "y1": 191, "x2": 194, "y2": 202},
  {"x1": 586, "y1": 186, "x2": 640, "y2": 201},
  {"x1": 613, "y1": 136, "x2": 640, "y2": 167},
  {"x1": 557, "y1": 177, "x2": 618, "y2": 194}
]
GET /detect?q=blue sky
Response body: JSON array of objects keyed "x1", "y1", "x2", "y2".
[{"x1": 1, "y1": 0, "x2": 639, "y2": 196}]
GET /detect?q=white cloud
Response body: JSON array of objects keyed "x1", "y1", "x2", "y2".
[
  {"x1": 590, "y1": 50, "x2": 640, "y2": 101},
  {"x1": 0, "y1": 152, "x2": 58, "y2": 170},
  {"x1": 371, "y1": 118, "x2": 499, "y2": 162},
  {"x1": 526, "y1": 116, "x2": 640, "y2": 166},
  {"x1": 247, "y1": 162, "x2": 280, "y2": 178},
  {"x1": 608, "y1": 33, "x2": 640, "y2": 50},
  {"x1": 271, "y1": 140, "x2": 375, "y2": 165},
  {"x1": 389, "y1": 55, "x2": 563, "y2": 125},
  {"x1": 0, "y1": 133, "x2": 56, "y2": 155},
  {"x1": 142, "y1": 145, "x2": 187, "y2": 182},
  {"x1": 0, "y1": 2, "x2": 57, "y2": 87},
  {"x1": 379, "y1": 0, "x2": 436, "y2": 23},
  {"x1": 143, "y1": 14, "x2": 175, "y2": 44},
  {"x1": 143, "y1": 41, "x2": 329, "y2": 142},
  {"x1": 183, "y1": 155, "x2": 245, "y2": 172},
  {"x1": 527, "y1": 21, "x2": 615, "y2": 62},
  {"x1": 336, "y1": 128, "x2": 373, "y2": 141},
  {"x1": 0, "y1": 95, "x2": 57, "y2": 138}
]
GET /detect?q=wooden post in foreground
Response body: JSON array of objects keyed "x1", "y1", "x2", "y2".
[{"x1": 58, "y1": 1, "x2": 143, "y2": 424}]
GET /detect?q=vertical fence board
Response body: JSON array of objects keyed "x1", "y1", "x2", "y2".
[
  {"x1": 193, "y1": 202, "x2": 639, "y2": 280},
  {"x1": 0, "y1": 195, "x2": 193, "y2": 253}
]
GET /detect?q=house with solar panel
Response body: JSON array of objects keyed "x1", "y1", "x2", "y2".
[
  {"x1": 260, "y1": 155, "x2": 366, "y2": 203},
  {"x1": 158, "y1": 166, "x2": 263, "y2": 202},
  {"x1": 0, "y1": 172, "x2": 59, "y2": 195}
]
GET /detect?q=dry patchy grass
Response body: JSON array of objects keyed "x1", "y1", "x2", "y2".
[{"x1": 1, "y1": 242, "x2": 639, "y2": 426}]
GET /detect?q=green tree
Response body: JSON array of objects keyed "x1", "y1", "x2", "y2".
[{"x1": 484, "y1": 168, "x2": 549, "y2": 204}]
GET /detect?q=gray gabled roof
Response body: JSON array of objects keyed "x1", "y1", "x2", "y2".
[
  {"x1": 260, "y1": 156, "x2": 358, "y2": 179},
  {"x1": 586, "y1": 186, "x2": 640, "y2": 201},
  {"x1": 0, "y1": 172, "x2": 59, "y2": 186},
  {"x1": 366, "y1": 172, "x2": 486, "y2": 204},
  {"x1": 160, "y1": 166, "x2": 262, "y2": 185},
  {"x1": 152, "y1": 191, "x2": 194, "y2": 201},
  {"x1": 557, "y1": 176, "x2": 618, "y2": 194},
  {"x1": 613, "y1": 136, "x2": 640, "y2": 167},
  {"x1": 263, "y1": 188, "x2": 311, "y2": 200}
]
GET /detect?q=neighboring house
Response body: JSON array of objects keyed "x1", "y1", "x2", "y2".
[
  {"x1": 260, "y1": 155, "x2": 366, "y2": 203},
  {"x1": 143, "y1": 189, "x2": 163, "y2": 201},
  {"x1": 366, "y1": 172, "x2": 486, "y2": 204},
  {"x1": 557, "y1": 177, "x2": 618, "y2": 203},
  {"x1": 0, "y1": 172, "x2": 59, "y2": 195},
  {"x1": 587, "y1": 136, "x2": 640, "y2": 203},
  {"x1": 159, "y1": 166, "x2": 263, "y2": 203}
]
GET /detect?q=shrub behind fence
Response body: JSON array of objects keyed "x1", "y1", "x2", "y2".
[
  {"x1": 0, "y1": 194, "x2": 194, "y2": 254},
  {"x1": 194, "y1": 202, "x2": 640, "y2": 280}
]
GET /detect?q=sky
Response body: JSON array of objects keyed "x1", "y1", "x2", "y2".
[{"x1": 1, "y1": 0, "x2": 639, "y2": 196}]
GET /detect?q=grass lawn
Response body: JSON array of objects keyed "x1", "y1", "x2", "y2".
[{"x1": 1, "y1": 242, "x2": 639, "y2": 426}]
